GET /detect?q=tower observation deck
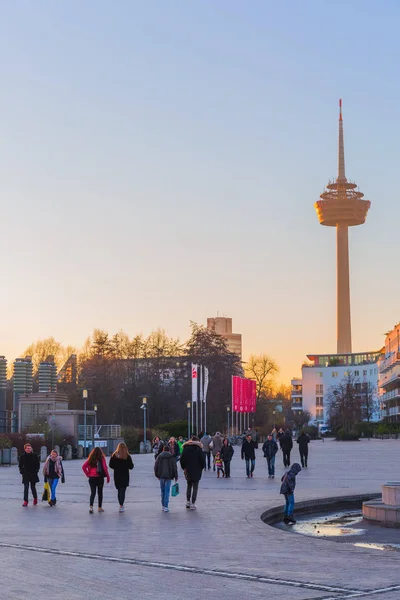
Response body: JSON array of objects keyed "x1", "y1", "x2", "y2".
[{"x1": 314, "y1": 100, "x2": 371, "y2": 354}]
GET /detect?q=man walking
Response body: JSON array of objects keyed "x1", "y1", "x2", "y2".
[
  {"x1": 180, "y1": 436, "x2": 205, "y2": 510},
  {"x1": 280, "y1": 430, "x2": 293, "y2": 468},
  {"x1": 241, "y1": 434, "x2": 257, "y2": 478},
  {"x1": 154, "y1": 444, "x2": 178, "y2": 512},
  {"x1": 262, "y1": 434, "x2": 278, "y2": 478},
  {"x1": 200, "y1": 432, "x2": 212, "y2": 470},
  {"x1": 296, "y1": 430, "x2": 310, "y2": 468}
]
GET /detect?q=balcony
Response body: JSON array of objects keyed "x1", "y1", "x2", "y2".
[
  {"x1": 292, "y1": 404, "x2": 303, "y2": 411},
  {"x1": 291, "y1": 390, "x2": 302, "y2": 397},
  {"x1": 380, "y1": 364, "x2": 400, "y2": 388},
  {"x1": 381, "y1": 388, "x2": 400, "y2": 403},
  {"x1": 379, "y1": 352, "x2": 400, "y2": 373}
]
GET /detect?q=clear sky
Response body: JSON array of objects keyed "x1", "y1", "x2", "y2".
[{"x1": 1, "y1": 1, "x2": 400, "y2": 383}]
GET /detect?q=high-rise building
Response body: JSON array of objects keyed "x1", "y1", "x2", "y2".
[
  {"x1": 207, "y1": 317, "x2": 242, "y2": 358},
  {"x1": 315, "y1": 100, "x2": 371, "y2": 353},
  {"x1": 38, "y1": 356, "x2": 58, "y2": 393},
  {"x1": 378, "y1": 324, "x2": 400, "y2": 423},
  {"x1": 0, "y1": 356, "x2": 7, "y2": 432},
  {"x1": 13, "y1": 356, "x2": 33, "y2": 411}
]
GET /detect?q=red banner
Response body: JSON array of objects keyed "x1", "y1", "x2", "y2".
[{"x1": 232, "y1": 376, "x2": 256, "y2": 413}]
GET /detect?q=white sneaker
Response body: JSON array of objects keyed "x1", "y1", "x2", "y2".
[
  {"x1": 185, "y1": 501, "x2": 191, "y2": 509},
  {"x1": 189, "y1": 503, "x2": 197, "y2": 510},
  {"x1": 119, "y1": 506, "x2": 125, "y2": 513},
  {"x1": 164, "y1": 507, "x2": 169, "y2": 512}
]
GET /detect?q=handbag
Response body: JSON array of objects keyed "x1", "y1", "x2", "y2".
[
  {"x1": 97, "y1": 460, "x2": 105, "y2": 476},
  {"x1": 171, "y1": 482, "x2": 179, "y2": 497}
]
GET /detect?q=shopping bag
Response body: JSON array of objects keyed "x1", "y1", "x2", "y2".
[
  {"x1": 42, "y1": 482, "x2": 51, "y2": 503},
  {"x1": 171, "y1": 482, "x2": 179, "y2": 497}
]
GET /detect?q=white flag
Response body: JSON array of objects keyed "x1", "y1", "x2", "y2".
[
  {"x1": 203, "y1": 367, "x2": 209, "y2": 403},
  {"x1": 191, "y1": 363, "x2": 198, "y2": 403}
]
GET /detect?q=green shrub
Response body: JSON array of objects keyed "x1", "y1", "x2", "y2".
[
  {"x1": 121, "y1": 427, "x2": 153, "y2": 453},
  {"x1": 153, "y1": 420, "x2": 188, "y2": 439},
  {"x1": 302, "y1": 425, "x2": 319, "y2": 440},
  {"x1": 0, "y1": 435, "x2": 12, "y2": 449},
  {"x1": 335, "y1": 428, "x2": 359, "y2": 441}
]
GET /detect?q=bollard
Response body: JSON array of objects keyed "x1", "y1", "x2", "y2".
[
  {"x1": 139, "y1": 442, "x2": 144, "y2": 454},
  {"x1": 40, "y1": 446, "x2": 47, "y2": 462},
  {"x1": 66, "y1": 445, "x2": 72, "y2": 460},
  {"x1": 10, "y1": 447, "x2": 18, "y2": 465},
  {"x1": 77, "y1": 445, "x2": 83, "y2": 459},
  {"x1": 54, "y1": 444, "x2": 60, "y2": 455}
]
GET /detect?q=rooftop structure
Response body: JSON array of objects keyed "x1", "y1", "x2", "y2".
[
  {"x1": 315, "y1": 100, "x2": 371, "y2": 354},
  {"x1": 378, "y1": 324, "x2": 400, "y2": 423},
  {"x1": 207, "y1": 316, "x2": 242, "y2": 359}
]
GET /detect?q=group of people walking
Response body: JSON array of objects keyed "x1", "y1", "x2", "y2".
[{"x1": 18, "y1": 427, "x2": 309, "y2": 523}]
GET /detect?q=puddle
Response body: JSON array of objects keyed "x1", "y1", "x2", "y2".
[
  {"x1": 354, "y1": 542, "x2": 400, "y2": 552},
  {"x1": 289, "y1": 510, "x2": 365, "y2": 538}
]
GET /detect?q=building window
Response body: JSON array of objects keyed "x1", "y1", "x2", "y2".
[
  {"x1": 332, "y1": 371, "x2": 338, "y2": 378},
  {"x1": 316, "y1": 384, "x2": 323, "y2": 394},
  {"x1": 354, "y1": 370, "x2": 359, "y2": 376},
  {"x1": 316, "y1": 408, "x2": 324, "y2": 421},
  {"x1": 370, "y1": 369, "x2": 373, "y2": 376},
  {"x1": 316, "y1": 397, "x2": 324, "y2": 406},
  {"x1": 363, "y1": 370, "x2": 367, "y2": 377},
  {"x1": 316, "y1": 372, "x2": 323, "y2": 378}
]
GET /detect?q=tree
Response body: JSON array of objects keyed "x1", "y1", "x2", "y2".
[
  {"x1": 361, "y1": 384, "x2": 379, "y2": 423},
  {"x1": 245, "y1": 354, "x2": 279, "y2": 401},
  {"x1": 22, "y1": 337, "x2": 76, "y2": 372},
  {"x1": 327, "y1": 373, "x2": 365, "y2": 433}
]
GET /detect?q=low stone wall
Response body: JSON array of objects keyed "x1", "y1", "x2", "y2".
[{"x1": 261, "y1": 493, "x2": 381, "y2": 525}]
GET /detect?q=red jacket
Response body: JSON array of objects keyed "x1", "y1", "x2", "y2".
[{"x1": 82, "y1": 456, "x2": 110, "y2": 483}]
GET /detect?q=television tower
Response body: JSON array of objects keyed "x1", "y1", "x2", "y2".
[{"x1": 315, "y1": 100, "x2": 371, "y2": 354}]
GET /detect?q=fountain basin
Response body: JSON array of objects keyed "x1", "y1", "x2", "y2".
[{"x1": 363, "y1": 482, "x2": 400, "y2": 528}]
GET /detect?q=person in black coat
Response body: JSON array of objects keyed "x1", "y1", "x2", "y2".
[
  {"x1": 180, "y1": 436, "x2": 205, "y2": 510},
  {"x1": 296, "y1": 431, "x2": 310, "y2": 468},
  {"x1": 262, "y1": 434, "x2": 278, "y2": 478},
  {"x1": 220, "y1": 438, "x2": 234, "y2": 478},
  {"x1": 109, "y1": 442, "x2": 134, "y2": 512},
  {"x1": 241, "y1": 434, "x2": 257, "y2": 478},
  {"x1": 280, "y1": 430, "x2": 293, "y2": 468},
  {"x1": 19, "y1": 443, "x2": 40, "y2": 506}
]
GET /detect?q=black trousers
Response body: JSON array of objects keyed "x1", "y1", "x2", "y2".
[
  {"x1": 299, "y1": 448, "x2": 308, "y2": 466},
  {"x1": 223, "y1": 460, "x2": 231, "y2": 478},
  {"x1": 23, "y1": 480, "x2": 37, "y2": 502},
  {"x1": 117, "y1": 487, "x2": 126, "y2": 506},
  {"x1": 186, "y1": 480, "x2": 199, "y2": 504},
  {"x1": 89, "y1": 477, "x2": 104, "y2": 507},
  {"x1": 282, "y1": 449, "x2": 291, "y2": 467}
]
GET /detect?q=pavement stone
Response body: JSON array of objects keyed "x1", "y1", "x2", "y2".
[{"x1": 0, "y1": 438, "x2": 399, "y2": 599}]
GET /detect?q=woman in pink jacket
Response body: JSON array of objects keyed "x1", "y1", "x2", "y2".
[{"x1": 82, "y1": 447, "x2": 110, "y2": 513}]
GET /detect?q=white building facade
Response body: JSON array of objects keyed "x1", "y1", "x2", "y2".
[
  {"x1": 379, "y1": 324, "x2": 400, "y2": 423},
  {"x1": 291, "y1": 351, "x2": 381, "y2": 427}
]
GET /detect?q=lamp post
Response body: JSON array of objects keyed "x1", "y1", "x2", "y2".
[
  {"x1": 187, "y1": 401, "x2": 191, "y2": 439},
  {"x1": 272, "y1": 410, "x2": 276, "y2": 429},
  {"x1": 141, "y1": 397, "x2": 148, "y2": 452},
  {"x1": 226, "y1": 406, "x2": 231, "y2": 438},
  {"x1": 82, "y1": 389, "x2": 88, "y2": 458},
  {"x1": 93, "y1": 404, "x2": 98, "y2": 434}
]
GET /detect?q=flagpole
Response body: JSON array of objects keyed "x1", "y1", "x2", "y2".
[{"x1": 200, "y1": 365, "x2": 203, "y2": 434}]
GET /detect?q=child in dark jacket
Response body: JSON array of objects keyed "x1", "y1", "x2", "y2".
[{"x1": 280, "y1": 463, "x2": 301, "y2": 524}]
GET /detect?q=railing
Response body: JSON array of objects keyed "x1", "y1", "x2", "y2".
[
  {"x1": 78, "y1": 424, "x2": 121, "y2": 439},
  {"x1": 381, "y1": 388, "x2": 400, "y2": 402}
]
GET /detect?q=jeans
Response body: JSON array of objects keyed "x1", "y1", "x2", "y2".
[
  {"x1": 186, "y1": 480, "x2": 199, "y2": 504},
  {"x1": 223, "y1": 460, "x2": 231, "y2": 478},
  {"x1": 299, "y1": 448, "x2": 308, "y2": 467},
  {"x1": 48, "y1": 478, "x2": 59, "y2": 501},
  {"x1": 203, "y1": 451, "x2": 211, "y2": 469},
  {"x1": 282, "y1": 449, "x2": 291, "y2": 467},
  {"x1": 89, "y1": 477, "x2": 104, "y2": 507},
  {"x1": 160, "y1": 478, "x2": 172, "y2": 508},
  {"x1": 117, "y1": 487, "x2": 126, "y2": 506},
  {"x1": 245, "y1": 458, "x2": 255, "y2": 476},
  {"x1": 284, "y1": 493, "x2": 295, "y2": 516},
  {"x1": 266, "y1": 455, "x2": 276, "y2": 476}
]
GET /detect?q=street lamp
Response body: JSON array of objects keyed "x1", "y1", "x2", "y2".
[
  {"x1": 187, "y1": 401, "x2": 191, "y2": 439},
  {"x1": 140, "y1": 397, "x2": 148, "y2": 452},
  {"x1": 226, "y1": 406, "x2": 231, "y2": 438},
  {"x1": 272, "y1": 410, "x2": 276, "y2": 429},
  {"x1": 82, "y1": 389, "x2": 88, "y2": 458}
]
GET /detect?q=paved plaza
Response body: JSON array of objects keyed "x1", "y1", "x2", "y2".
[{"x1": 0, "y1": 439, "x2": 399, "y2": 599}]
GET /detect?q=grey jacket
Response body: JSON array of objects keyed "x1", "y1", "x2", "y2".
[
  {"x1": 154, "y1": 451, "x2": 178, "y2": 480},
  {"x1": 201, "y1": 435, "x2": 212, "y2": 452},
  {"x1": 211, "y1": 433, "x2": 223, "y2": 455}
]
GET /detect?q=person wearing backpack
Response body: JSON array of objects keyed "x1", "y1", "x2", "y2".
[
  {"x1": 82, "y1": 447, "x2": 110, "y2": 513},
  {"x1": 109, "y1": 442, "x2": 134, "y2": 513}
]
